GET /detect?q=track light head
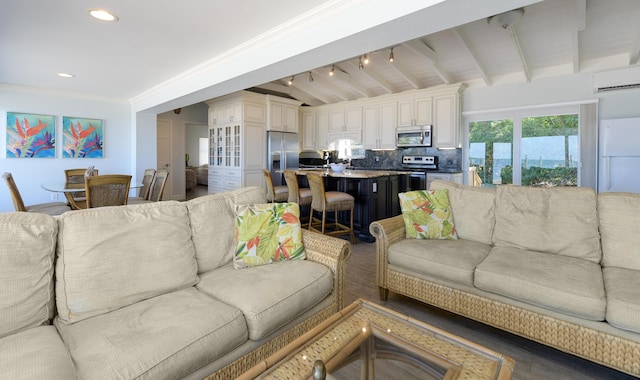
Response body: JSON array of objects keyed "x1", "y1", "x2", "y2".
[
  {"x1": 389, "y1": 48, "x2": 394, "y2": 63},
  {"x1": 308, "y1": 72, "x2": 314, "y2": 82},
  {"x1": 363, "y1": 54, "x2": 369, "y2": 65},
  {"x1": 358, "y1": 57, "x2": 364, "y2": 70},
  {"x1": 287, "y1": 76, "x2": 294, "y2": 86},
  {"x1": 329, "y1": 65, "x2": 335, "y2": 76}
]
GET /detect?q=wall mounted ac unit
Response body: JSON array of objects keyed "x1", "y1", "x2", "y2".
[{"x1": 593, "y1": 66, "x2": 640, "y2": 93}]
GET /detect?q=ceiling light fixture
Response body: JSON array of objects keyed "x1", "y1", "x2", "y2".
[
  {"x1": 329, "y1": 65, "x2": 335, "y2": 76},
  {"x1": 57, "y1": 73, "x2": 75, "y2": 78},
  {"x1": 308, "y1": 72, "x2": 314, "y2": 82},
  {"x1": 88, "y1": 9, "x2": 119, "y2": 22},
  {"x1": 488, "y1": 8, "x2": 524, "y2": 29},
  {"x1": 287, "y1": 76, "x2": 294, "y2": 86},
  {"x1": 363, "y1": 54, "x2": 369, "y2": 65},
  {"x1": 389, "y1": 48, "x2": 394, "y2": 63},
  {"x1": 358, "y1": 57, "x2": 364, "y2": 70}
]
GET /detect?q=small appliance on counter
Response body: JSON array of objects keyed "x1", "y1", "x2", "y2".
[{"x1": 401, "y1": 155, "x2": 438, "y2": 190}]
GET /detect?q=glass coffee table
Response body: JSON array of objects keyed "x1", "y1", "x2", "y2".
[{"x1": 238, "y1": 299, "x2": 514, "y2": 380}]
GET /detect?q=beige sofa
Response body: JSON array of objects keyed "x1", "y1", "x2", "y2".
[
  {"x1": 370, "y1": 180, "x2": 640, "y2": 377},
  {"x1": 0, "y1": 187, "x2": 350, "y2": 380}
]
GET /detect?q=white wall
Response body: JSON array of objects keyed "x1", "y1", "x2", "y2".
[
  {"x1": 0, "y1": 86, "x2": 132, "y2": 212},
  {"x1": 464, "y1": 71, "x2": 640, "y2": 119}
]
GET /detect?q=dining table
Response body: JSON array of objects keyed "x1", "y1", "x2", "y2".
[{"x1": 41, "y1": 181, "x2": 143, "y2": 193}]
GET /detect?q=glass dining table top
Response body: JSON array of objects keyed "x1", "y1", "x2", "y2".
[{"x1": 41, "y1": 181, "x2": 143, "y2": 193}]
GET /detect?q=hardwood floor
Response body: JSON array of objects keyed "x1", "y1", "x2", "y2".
[
  {"x1": 344, "y1": 241, "x2": 635, "y2": 380},
  {"x1": 185, "y1": 185, "x2": 209, "y2": 200}
]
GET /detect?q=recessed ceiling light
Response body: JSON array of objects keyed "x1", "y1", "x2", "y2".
[
  {"x1": 88, "y1": 9, "x2": 119, "y2": 22},
  {"x1": 57, "y1": 73, "x2": 75, "y2": 78}
]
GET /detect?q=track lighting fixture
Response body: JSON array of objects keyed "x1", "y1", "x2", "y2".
[
  {"x1": 358, "y1": 57, "x2": 364, "y2": 70},
  {"x1": 308, "y1": 72, "x2": 314, "y2": 82},
  {"x1": 363, "y1": 54, "x2": 369, "y2": 65},
  {"x1": 329, "y1": 65, "x2": 335, "y2": 76},
  {"x1": 389, "y1": 48, "x2": 394, "y2": 63},
  {"x1": 287, "y1": 76, "x2": 294, "y2": 86}
]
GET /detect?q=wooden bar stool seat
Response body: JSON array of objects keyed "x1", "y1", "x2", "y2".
[
  {"x1": 283, "y1": 170, "x2": 312, "y2": 226},
  {"x1": 263, "y1": 169, "x2": 288, "y2": 202},
  {"x1": 306, "y1": 172, "x2": 355, "y2": 243}
]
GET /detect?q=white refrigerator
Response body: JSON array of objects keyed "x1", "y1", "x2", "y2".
[{"x1": 598, "y1": 117, "x2": 640, "y2": 193}]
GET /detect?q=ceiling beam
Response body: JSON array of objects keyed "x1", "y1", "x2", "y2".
[
  {"x1": 260, "y1": 81, "x2": 325, "y2": 106},
  {"x1": 285, "y1": 78, "x2": 334, "y2": 105},
  {"x1": 341, "y1": 61, "x2": 396, "y2": 94},
  {"x1": 306, "y1": 68, "x2": 353, "y2": 102},
  {"x1": 571, "y1": 0, "x2": 586, "y2": 73},
  {"x1": 402, "y1": 39, "x2": 451, "y2": 84},
  {"x1": 373, "y1": 51, "x2": 421, "y2": 89},
  {"x1": 506, "y1": 25, "x2": 531, "y2": 82},
  {"x1": 450, "y1": 28, "x2": 491, "y2": 86},
  {"x1": 323, "y1": 63, "x2": 374, "y2": 98}
]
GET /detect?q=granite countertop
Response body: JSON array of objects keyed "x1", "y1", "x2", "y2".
[{"x1": 293, "y1": 168, "x2": 413, "y2": 178}]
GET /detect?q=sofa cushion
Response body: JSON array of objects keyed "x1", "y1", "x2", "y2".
[
  {"x1": 187, "y1": 186, "x2": 266, "y2": 273},
  {"x1": 598, "y1": 192, "x2": 640, "y2": 270},
  {"x1": 493, "y1": 185, "x2": 601, "y2": 263},
  {"x1": 234, "y1": 202, "x2": 305, "y2": 269},
  {"x1": 55, "y1": 287, "x2": 247, "y2": 380},
  {"x1": 197, "y1": 260, "x2": 333, "y2": 340},
  {"x1": 0, "y1": 212, "x2": 57, "y2": 339},
  {"x1": 603, "y1": 267, "x2": 640, "y2": 334},
  {"x1": 0, "y1": 326, "x2": 76, "y2": 380},
  {"x1": 429, "y1": 180, "x2": 496, "y2": 245},
  {"x1": 55, "y1": 201, "x2": 198, "y2": 324},
  {"x1": 474, "y1": 246, "x2": 606, "y2": 321},
  {"x1": 398, "y1": 189, "x2": 458, "y2": 240},
  {"x1": 388, "y1": 238, "x2": 492, "y2": 286}
]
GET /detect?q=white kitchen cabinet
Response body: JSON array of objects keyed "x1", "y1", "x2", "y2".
[
  {"x1": 433, "y1": 94, "x2": 461, "y2": 148},
  {"x1": 300, "y1": 111, "x2": 316, "y2": 150},
  {"x1": 266, "y1": 96, "x2": 300, "y2": 132},
  {"x1": 363, "y1": 103, "x2": 396, "y2": 149},
  {"x1": 206, "y1": 91, "x2": 267, "y2": 193},
  {"x1": 426, "y1": 172, "x2": 463, "y2": 190},
  {"x1": 316, "y1": 111, "x2": 330, "y2": 149},
  {"x1": 210, "y1": 100, "x2": 242, "y2": 125},
  {"x1": 397, "y1": 95, "x2": 432, "y2": 127},
  {"x1": 329, "y1": 107, "x2": 362, "y2": 133}
]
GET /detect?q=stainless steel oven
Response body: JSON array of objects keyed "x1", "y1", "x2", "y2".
[{"x1": 402, "y1": 155, "x2": 438, "y2": 190}]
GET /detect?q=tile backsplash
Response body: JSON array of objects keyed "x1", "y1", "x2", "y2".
[{"x1": 350, "y1": 147, "x2": 462, "y2": 171}]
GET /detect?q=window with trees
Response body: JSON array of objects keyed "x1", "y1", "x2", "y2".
[{"x1": 466, "y1": 106, "x2": 581, "y2": 188}]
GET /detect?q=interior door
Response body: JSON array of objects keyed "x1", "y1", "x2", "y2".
[{"x1": 157, "y1": 119, "x2": 172, "y2": 198}]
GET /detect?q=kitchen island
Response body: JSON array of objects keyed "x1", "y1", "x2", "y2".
[{"x1": 291, "y1": 169, "x2": 411, "y2": 242}]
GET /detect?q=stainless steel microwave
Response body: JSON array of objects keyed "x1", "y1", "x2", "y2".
[{"x1": 396, "y1": 125, "x2": 432, "y2": 147}]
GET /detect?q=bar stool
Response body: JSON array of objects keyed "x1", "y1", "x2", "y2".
[
  {"x1": 306, "y1": 172, "x2": 355, "y2": 243},
  {"x1": 262, "y1": 169, "x2": 288, "y2": 203},
  {"x1": 283, "y1": 169, "x2": 312, "y2": 227}
]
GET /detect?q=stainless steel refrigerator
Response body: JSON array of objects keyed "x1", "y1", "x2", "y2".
[{"x1": 267, "y1": 131, "x2": 299, "y2": 186}]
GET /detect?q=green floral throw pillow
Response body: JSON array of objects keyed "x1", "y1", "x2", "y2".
[
  {"x1": 234, "y1": 203, "x2": 305, "y2": 269},
  {"x1": 398, "y1": 190, "x2": 458, "y2": 240}
]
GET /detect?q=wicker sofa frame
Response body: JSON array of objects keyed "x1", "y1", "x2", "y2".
[{"x1": 370, "y1": 215, "x2": 640, "y2": 377}]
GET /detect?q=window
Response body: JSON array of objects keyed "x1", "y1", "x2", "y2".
[
  {"x1": 464, "y1": 104, "x2": 592, "y2": 188},
  {"x1": 198, "y1": 137, "x2": 208, "y2": 166}
]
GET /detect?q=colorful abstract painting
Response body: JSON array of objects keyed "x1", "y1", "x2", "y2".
[
  {"x1": 62, "y1": 117, "x2": 103, "y2": 158},
  {"x1": 6, "y1": 112, "x2": 56, "y2": 158}
]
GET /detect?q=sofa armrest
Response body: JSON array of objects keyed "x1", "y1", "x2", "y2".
[
  {"x1": 369, "y1": 215, "x2": 406, "y2": 298},
  {"x1": 301, "y1": 230, "x2": 351, "y2": 310}
]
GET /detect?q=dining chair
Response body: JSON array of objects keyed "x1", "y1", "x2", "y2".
[
  {"x1": 85, "y1": 174, "x2": 132, "y2": 208},
  {"x1": 64, "y1": 167, "x2": 98, "y2": 210},
  {"x1": 283, "y1": 169, "x2": 312, "y2": 227},
  {"x1": 306, "y1": 172, "x2": 355, "y2": 243},
  {"x1": 128, "y1": 168, "x2": 156, "y2": 204},
  {"x1": 262, "y1": 169, "x2": 288, "y2": 203},
  {"x1": 2, "y1": 172, "x2": 71, "y2": 216},
  {"x1": 148, "y1": 170, "x2": 169, "y2": 202}
]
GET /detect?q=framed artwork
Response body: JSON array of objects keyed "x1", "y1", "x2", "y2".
[
  {"x1": 6, "y1": 112, "x2": 56, "y2": 158},
  {"x1": 62, "y1": 116, "x2": 104, "y2": 158}
]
